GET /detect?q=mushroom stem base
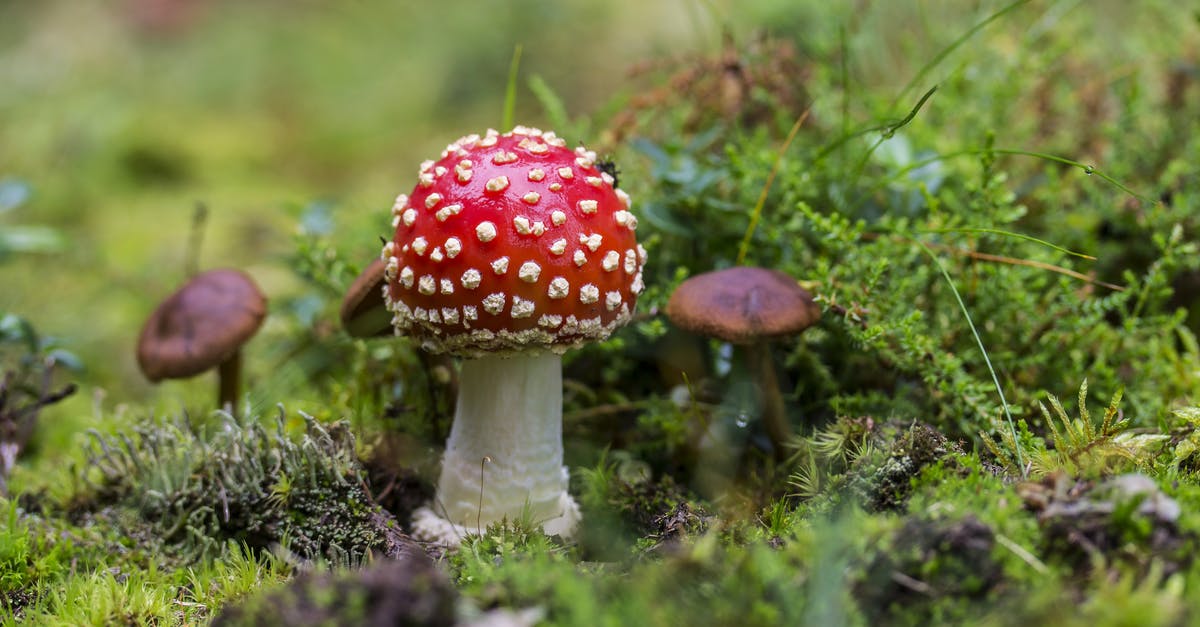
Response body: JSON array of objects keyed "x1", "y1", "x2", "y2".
[{"x1": 410, "y1": 490, "x2": 581, "y2": 545}]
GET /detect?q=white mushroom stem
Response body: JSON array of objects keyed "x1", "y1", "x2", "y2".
[{"x1": 411, "y1": 352, "x2": 580, "y2": 544}]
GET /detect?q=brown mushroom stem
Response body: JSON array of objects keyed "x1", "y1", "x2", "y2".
[
  {"x1": 745, "y1": 341, "x2": 791, "y2": 461},
  {"x1": 218, "y1": 350, "x2": 241, "y2": 415}
]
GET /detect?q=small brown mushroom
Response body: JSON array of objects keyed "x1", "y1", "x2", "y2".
[
  {"x1": 665, "y1": 266, "x2": 820, "y2": 460},
  {"x1": 137, "y1": 268, "x2": 267, "y2": 414},
  {"x1": 339, "y1": 258, "x2": 392, "y2": 339},
  {"x1": 339, "y1": 255, "x2": 460, "y2": 435}
]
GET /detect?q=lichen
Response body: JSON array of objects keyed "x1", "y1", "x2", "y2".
[
  {"x1": 853, "y1": 422, "x2": 964, "y2": 512},
  {"x1": 74, "y1": 408, "x2": 410, "y2": 563}
]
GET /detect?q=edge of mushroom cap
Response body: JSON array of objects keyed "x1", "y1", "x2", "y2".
[
  {"x1": 665, "y1": 266, "x2": 820, "y2": 344},
  {"x1": 340, "y1": 258, "x2": 392, "y2": 339},
  {"x1": 386, "y1": 302, "x2": 635, "y2": 358},
  {"x1": 137, "y1": 268, "x2": 268, "y2": 381}
]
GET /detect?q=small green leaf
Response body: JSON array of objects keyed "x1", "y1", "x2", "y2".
[{"x1": 0, "y1": 226, "x2": 63, "y2": 254}]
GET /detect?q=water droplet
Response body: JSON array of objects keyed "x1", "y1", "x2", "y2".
[
  {"x1": 714, "y1": 343, "x2": 734, "y2": 377},
  {"x1": 734, "y1": 414, "x2": 750, "y2": 428},
  {"x1": 1083, "y1": 165, "x2": 1095, "y2": 175}
]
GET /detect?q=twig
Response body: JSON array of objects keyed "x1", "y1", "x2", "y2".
[
  {"x1": 890, "y1": 571, "x2": 934, "y2": 596},
  {"x1": 863, "y1": 232, "x2": 1125, "y2": 292},
  {"x1": 11, "y1": 383, "x2": 77, "y2": 421},
  {"x1": 994, "y1": 533, "x2": 1048, "y2": 574},
  {"x1": 564, "y1": 400, "x2": 657, "y2": 422}
]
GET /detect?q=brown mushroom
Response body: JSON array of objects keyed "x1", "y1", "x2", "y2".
[
  {"x1": 665, "y1": 266, "x2": 820, "y2": 460},
  {"x1": 340, "y1": 258, "x2": 391, "y2": 339},
  {"x1": 339, "y1": 255, "x2": 460, "y2": 436},
  {"x1": 137, "y1": 268, "x2": 267, "y2": 414}
]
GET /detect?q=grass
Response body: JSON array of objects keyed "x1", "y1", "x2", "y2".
[{"x1": 4, "y1": 0, "x2": 1200, "y2": 624}]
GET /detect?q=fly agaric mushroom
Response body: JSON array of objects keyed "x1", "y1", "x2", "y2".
[
  {"x1": 382, "y1": 126, "x2": 646, "y2": 544},
  {"x1": 137, "y1": 268, "x2": 267, "y2": 415},
  {"x1": 665, "y1": 267, "x2": 819, "y2": 460}
]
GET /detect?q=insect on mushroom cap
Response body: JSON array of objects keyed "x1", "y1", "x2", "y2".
[{"x1": 382, "y1": 127, "x2": 647, "y2": 357}]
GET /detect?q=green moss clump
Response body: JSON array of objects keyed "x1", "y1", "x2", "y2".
[
  {"x1": 577, "y1": 455, "x2": 710, "y2": 558},
  {"x1": 791, "y1": 418, "x2": 964, "y2": 513},
  {"x1": 854, "y1": 422, "x2": 964, "y2": 512},
  {"x1": 74, "y1": 408, "x2": 408, "y2": 563},
  {"x1": 0, "y1": 501, "x2": 70, "y2": 620}
]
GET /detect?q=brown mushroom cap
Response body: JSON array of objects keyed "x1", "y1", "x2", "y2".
[
  {"x1": 665, "y1": 267, "x2": 820, "y2": 344},
  {"x1": 339, "y1": 258, "x2": 392, "y2": 339},
  {"x1": 137, "y1": 268, "x2": 267, "y2": 381}
]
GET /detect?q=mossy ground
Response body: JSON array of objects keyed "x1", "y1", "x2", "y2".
[{"x1": 4, "y1": 1, "x2": 1200, "y2": 625}]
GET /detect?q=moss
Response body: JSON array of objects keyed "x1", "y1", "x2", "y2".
[
  {"x1": 848, "y1": 421, "x2": 965, "y2": 512},
  {"x1": 856, "y1": 514, "x2": 1003, "y2": 624},
  {"x1": 1019, "y1": 473, "x2": 1197, "y2": 578},
  {"x1": 577, "y1": 456, "x2": 710, "y2": 559},
  {"x1": 72, "y1": 409, "x2": 409, "y2": 563}
]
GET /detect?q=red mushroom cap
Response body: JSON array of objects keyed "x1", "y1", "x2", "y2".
[{"x1": 382, "y1": 126, "x2": 646, "y2": 356}]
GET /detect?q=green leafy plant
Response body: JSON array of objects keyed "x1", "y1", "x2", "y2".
[
  {"x1": 984, "y1": 381, "x2": 1167, "y2": 478},
  {"x1": 0, "y1": 314, "x2": 79, "y2": 495},
  {"x1": 1037, "y1": 382, "x2": 1134, "y2": 476}
]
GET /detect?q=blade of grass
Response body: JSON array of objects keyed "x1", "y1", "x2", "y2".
[
  {"x1": 735, "y1": 107, "x2": 812, "y2": 265},
  {"x1": 815, "y1": 85, "x2": 937, "y2": 163},
  {"x1": 916, "y1": 239, "x2": 1025, "y2": 475},
  {"x1": 867, "y1": 231, "x2": 1125, "y2": 291},
  {"x1": 951, "y1": 248, "x2": 1123, "y2": 292},
  {"x1": 918, "y1": 227, "x2": 1096, "y2": 260},
  {"x1": 869, "y1": 147, "x2": 1152, "y2": 203},
  {"x1": 816, "y1": 0, "x2": 1030, "y2": 163},
  {"x1": 501, "y1": 44, "x2": 523, "y2": 131},
  {"x1": 846, "y1": 85, "x2": 939, "y2": 198},
  {"x1": 528, "y1": 74, "x2": 569, "y2": 133},
  {"x1": 889, "y1": 0, "x2": 1033, "y2": 110},
  {"x1": 839, "y1": 24, "x2": 850, "y2": 178}
]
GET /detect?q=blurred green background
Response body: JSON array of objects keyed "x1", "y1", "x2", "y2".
[{"x1": 0, "y1": 0, "x2": 732, "y2": 407}]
